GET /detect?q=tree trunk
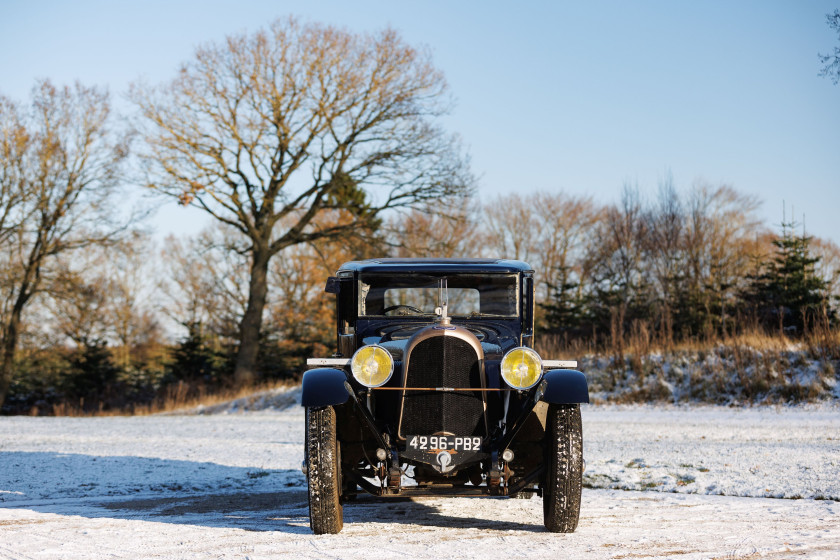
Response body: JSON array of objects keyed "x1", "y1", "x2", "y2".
[
  {"x1": 0, "y1": 262, "x2": 37, "y2": 408},
  {"x1": 234, "y1": 246, "x2": 272, "y2": 386},
  {"x1": 0, "y1": 300, "x2": 26, "y2": 408},
  {"x1": 0, "y1": 340, "x2": 15, "y2": 409}
]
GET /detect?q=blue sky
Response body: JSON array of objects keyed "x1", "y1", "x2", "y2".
[{"x1": 2, "y1": 0, "x2": 839, "y2": 242}]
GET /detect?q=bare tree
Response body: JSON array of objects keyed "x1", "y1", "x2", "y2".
[
  {"x1": 531, "y1": 192, "x2": 602, "y2": 305},
  {"x1": 50, "y1": 262, "x2": 112, "y2": 349},
  {"x1": 30, "y1": 233, "x2": 161, "y2": 369},
  {"x1": 161, "y1": 214, "x2": 362, "y2": 379},
  {"x1": 101, "y1": 233, "x2": 162, "y2": 368},
  {"x1": 643, "y1": 177, "x2": 685, "y2": 344},
  {"x1": 820, "y1": 10, "x2": 840, "y2": 84},
  {"x1": 388, "y1": 200, "x2": 480, "y2": 259},
  {"x1": 684, "y1": 183, "x2": 763, "y2": 335},
  {"x1": 160, "y1": 227, "x2": 249, "y2": 346},
  {"x1": 588, "y1": 184, "x2": 649, "y2": 302},
  {"x1": 0, "y1": 81, "x2": 129, "y2": 406},
  {"x1": 811, "y1": 237, "x2": 840, "y2": 302},
  {"x1": 0, "y1": 97, "x2": 31, "y2": 246},
  {"x1": 131, "y1": 18, "x2": 472, "y2": 384},
  {"x1": 482, "y1": 191, "x2": 602, "y2": 331},
  {"x1": 483, "y1": 194, "x2": 539, "y2": 265},
  {"x1": 266, "y1": 225, "x2": 357, "y2": 372}
]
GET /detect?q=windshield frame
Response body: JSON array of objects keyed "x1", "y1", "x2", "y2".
[{"x1": 357, "y1": 273, "x2": 520, "y2": 318}]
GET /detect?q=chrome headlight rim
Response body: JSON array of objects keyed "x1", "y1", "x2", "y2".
[
  {"x1": 350, "y1": 344, "x2": 395, "y2": 388},
  {"x1": 500, "y1": 346, "x2": 543, "y2": 390}
]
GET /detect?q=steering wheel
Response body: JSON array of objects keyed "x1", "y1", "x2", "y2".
[{"x1": 382, "y1": 304, "x2": 425, "y2": 315}]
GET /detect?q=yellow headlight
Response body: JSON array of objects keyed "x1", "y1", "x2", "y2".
[
  {"x1": 501, "y1": 347, "x2": 543, "y2": 390},
  {"x1": 350, "y1": 345, "x2": 394, "y2": 388}
]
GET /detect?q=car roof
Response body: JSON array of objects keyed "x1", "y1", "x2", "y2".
[{"x1": 337, "y1": 258, "x2": 534, "y2": 274}]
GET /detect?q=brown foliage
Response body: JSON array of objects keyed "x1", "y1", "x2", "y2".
[
  {"x1": 0, "y1": 81, "x2": 130, "y2": 406},
  {"x1": 131, "y1": 17, "x2": 472, "y2": 384},
  {"x1": 483, "y1": 191, "x2": 601, "y2": 328},
  {"x1": 388, "y1": 200, "x2": 480, "y2": 258}
]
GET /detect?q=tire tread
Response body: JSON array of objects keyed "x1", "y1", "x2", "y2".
[
  {"x1": 543, "y1": 404, "x2": 583, "y2": 533},
  {"x1": 306, "y1": 406, "x2": 343, "y2": 534}
]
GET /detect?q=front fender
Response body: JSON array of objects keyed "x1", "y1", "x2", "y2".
[
  {"x1": 541, "y1": 369, "x2": 589, "y2": 404},
  {"x1": 498, "y1": 369, "x2": 588, "y2": 451},
  {"x1": 301, "y1": 368, "x2": 351, "y2": 407}
]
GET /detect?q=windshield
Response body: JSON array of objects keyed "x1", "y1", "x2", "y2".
[{"x1": 359, "y1": 273, "x2": 519, "y2": 317}]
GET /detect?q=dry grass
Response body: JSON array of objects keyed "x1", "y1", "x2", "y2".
[
  {"x1": 37, "y1": 320, "x2": 840, "y2": 415},
  {"x1": 537, "y1": 321, "x2": 840, "y2": 360},
  {"x1": 536, "y1": 320, "x2": 840, "y2": 404},
  {"x1": 46, "y1": 378, "x2": 298, "y2": 417}
]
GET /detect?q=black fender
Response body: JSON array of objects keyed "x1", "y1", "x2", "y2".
[
  {"x1": 541, "y1": 369, "x2": 589, "y2": 404},
  {"x1": 301, "y1": 368, "x2": 351, "y2": 407},
  {"x1": 498, "y1": 370, "x2": 588, "y2": 451}
]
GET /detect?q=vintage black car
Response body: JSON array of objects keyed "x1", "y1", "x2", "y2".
[{"x1": 301, "y1": 258, "x2": 588, "y2": 534}]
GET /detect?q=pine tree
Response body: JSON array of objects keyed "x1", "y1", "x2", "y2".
[
  {"x1": 168, "y1": 322, "x2": 230, "y2": 384},
  {"x1": 62, "y1": 340, "x2": 121, "y2": 409},
  {"x1": 542, "y1": 265, "x2": 587, "y2": 334},
  {"x1": 744, "y1": 220, "x2": 832, "y2": 334}
]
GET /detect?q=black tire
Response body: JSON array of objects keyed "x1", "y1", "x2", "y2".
[
  {"x1": 543, "y1": 404, "x2": 583, "y2": 533},
  {"x1": 306, "y1": 406, "x2": 343, "y2": 534}
]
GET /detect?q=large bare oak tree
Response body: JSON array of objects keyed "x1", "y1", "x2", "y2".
[
  {"x1": 131, "y1": 18, "x2": 472, "y2": 385},
  {"x1": 0, "y1": 81, "x2": 129, "y2": 406}
]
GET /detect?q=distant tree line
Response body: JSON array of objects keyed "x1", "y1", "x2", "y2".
[
  {"x1": 537, "y1": 188, "x2": 837, "y2": 348},
  {"x1": 2, "y1": 16, "x2": 839, "y2": 413},
  {"x1": 0, "y1": 18, "x2": 472, "y2": 412},
  {"x1": 2, "y1": 144, "x2": 838, "y2": 413}
]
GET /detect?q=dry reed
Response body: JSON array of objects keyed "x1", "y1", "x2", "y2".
[
  {"x1": 47, "y1": 378, "x2": 297, "y2": 417},
  {"x1": 536, "y1": 318, "x2": 839, "y2": 404}
]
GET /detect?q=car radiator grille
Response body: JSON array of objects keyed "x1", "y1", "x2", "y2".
[{"x1": 401, "y1": 336, "x2": 485, "y2": 437}]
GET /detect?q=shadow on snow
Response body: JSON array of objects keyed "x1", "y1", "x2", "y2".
[{"x1": 0, "y1": 451, "x2": 544, "y2": 533}]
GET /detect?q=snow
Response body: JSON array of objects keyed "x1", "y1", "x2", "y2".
[
  {"x1": 580, "y1": 346, "x2": 839, "y2": 405},
  {"x1": 1, "y1": 390, "x2": 839, "y2": 559},
  {"x1": 581, "y1": 405, "x2": 840, "y2": 501}
]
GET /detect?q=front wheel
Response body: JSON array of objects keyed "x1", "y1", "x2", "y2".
[
  {"x1": 543, "y1": 404, "x2": 583, "y2": 533},
  {"x1": 305, "y1": 406, "x2": 343, "y2": 534}
]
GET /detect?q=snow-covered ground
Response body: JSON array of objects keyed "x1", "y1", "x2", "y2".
[{"x1": 1, "y1": 390, "x2": 838, "y2": 559}]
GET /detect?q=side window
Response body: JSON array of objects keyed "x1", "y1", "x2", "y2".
[
  {"x1": 338, "y1": 276, "x2": 356, "y2": 330},
  {"x1": 522, "y1": 276, "x2": 534, "y2": 336}
]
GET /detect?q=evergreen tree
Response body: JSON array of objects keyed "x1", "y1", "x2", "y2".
[
  {"x1": 62, "y1": 340, "x2": 121, "y2": 409},
  {"x1": 168, "y1": 322, "x2": 231, "y2": 384},
  {"x1": 542, "y1": 265, "x2": 587, "y2": 334},
  {"x1": 743, "y1": 220, "x2": 833, "y2": 333}
]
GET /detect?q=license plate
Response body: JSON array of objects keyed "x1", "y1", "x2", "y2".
[{"x1": 407, "y1": 435, "x2": 482, "y2": 452}]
